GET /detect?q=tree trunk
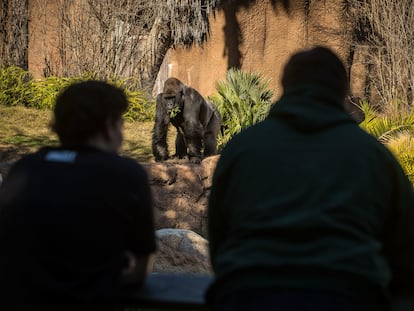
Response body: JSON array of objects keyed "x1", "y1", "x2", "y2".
[
  {"x1": 139, "y1": 15, "x2": 171, "y2": 92},
  {"x1": 0, "y1": 0, "x2": 28, "y2": 68}
]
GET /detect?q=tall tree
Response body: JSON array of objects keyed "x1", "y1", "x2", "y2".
[
  {"x1": 347, "y1": 0, "x2": 414, "y2": 107},
  {"x1": 0, "y1": 0, "x2": 28, "y2": 68}
]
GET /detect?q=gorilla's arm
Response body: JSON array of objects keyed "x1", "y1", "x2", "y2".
[
  {"x1": 204, "y1": 106, "x2": 221, "y2": 156},
  {"x1": 152, "y1": 94, "x2": 170, "y2": 162},
  {"x1": 173, "y1": 129, "x2": 187, "y2": 159},
  {"x1": 182, "y1": 87, "x2": 204, "y2": 163}
]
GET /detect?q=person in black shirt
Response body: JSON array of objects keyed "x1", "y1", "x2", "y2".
[
  {"x1": 207, "y1": 47, "x2": 414, "y2": 311},
  {"x1": 0, "y1": 81, "x2": 156, "y2": 311}
]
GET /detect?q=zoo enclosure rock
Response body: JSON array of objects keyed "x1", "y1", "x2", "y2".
[
  {"x1": 153, "y1": 228, "x2": 212, "y2": 274},
  {"x1": 142, "y1": 155, "x2": 219, "y2": 236}
]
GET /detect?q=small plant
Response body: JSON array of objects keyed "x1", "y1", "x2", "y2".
[
  {"x1": 169, "y1": 106, "x2": 181, "y2": 118},
  {"x1": 209, "y1": 68, "x2": 274, "y2": 149}
]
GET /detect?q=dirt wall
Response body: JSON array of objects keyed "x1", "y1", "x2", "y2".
[
  {"x1": 157, "y1": 0, "x2": 362, "y2": 100},
  {"x1": 27, "y1": 0, "x2": 367, "y2": 101}
]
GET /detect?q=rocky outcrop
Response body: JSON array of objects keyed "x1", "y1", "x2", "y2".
[
  {"x1": 142, "y1": 155, "x2": 219, "y2": 236},
  {"x1": 153, "y1": 228, "x2": 211, "y2": 274}
]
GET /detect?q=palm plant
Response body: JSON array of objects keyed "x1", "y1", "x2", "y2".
[
  {"x1": 359, "y1": 99, "x2": 414, "y2": 143},
  {"x1": 386, "y1": 134, "x2": 414, "y2": 184},
  {"x1": 359, "y1": 99, "x2": 414, "y2": 184},
  {"x1": 209, "y1": 68, "x2": 274, "y2": 149}
]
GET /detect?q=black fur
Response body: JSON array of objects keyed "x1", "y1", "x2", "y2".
[{"x1": 152, "y1": 78, "x2": 221, "y2": 163}]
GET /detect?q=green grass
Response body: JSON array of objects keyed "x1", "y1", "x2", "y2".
[{"x1": 0, "y1": 105, "x2": 175, "y2": 163}]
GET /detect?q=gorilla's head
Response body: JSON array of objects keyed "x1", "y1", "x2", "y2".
[{"x1": 163, "y1": 77, "x2": 185, "y2": 115}]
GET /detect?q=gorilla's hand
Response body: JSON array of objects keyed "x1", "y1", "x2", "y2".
[{"x1": 189, "y1": 156, "x2": 201, "y2": 164}]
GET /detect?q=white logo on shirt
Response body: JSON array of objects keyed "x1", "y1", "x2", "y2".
[{"x1": 45, "y1": 151, "x2": 77, "y2": 163}]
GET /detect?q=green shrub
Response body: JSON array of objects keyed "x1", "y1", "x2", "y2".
[
  {"x1": 23, "y1": 76, "x2": 76, "y2": 109},
  {"x1": 111, "y1": 77, "x2": 155, "y2": 122},
  {"x1": 359, "y1": 99, "x2": 414, "y2": 143},
  {"x1": 386, "y1": 134, "x2": 414, "y2": 185},
  {"x1": 0, "y1": 66, "x2": 155, "y2": 121},
  {"x1": 359, "y1": 99, "x2": 414, "y2": 185},
  {"x1": 209, "y1": 68, "x2": 274, "y2": 149},
  {"x1": 0, "y1": 66, "x2": 33, "y2": 106}
]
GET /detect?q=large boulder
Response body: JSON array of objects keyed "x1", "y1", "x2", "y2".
[
  {"x1": 152, "y1": 228, "x2": 212, "y2": 274},
  {"x1": 142, "y1": 155, "x2": 219, "y2": 236}
]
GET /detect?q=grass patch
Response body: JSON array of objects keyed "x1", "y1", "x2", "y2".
[{"x1": 0, "y1": 105, "x2": 176, "y2": 163}]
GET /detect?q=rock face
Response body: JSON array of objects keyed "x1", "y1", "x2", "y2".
[
  {"x1": 142, "y1": 155, "x2": 219, "y2": 236},
  {"x1": 153, "y1": 228, "x2": 212, "y2": 274}
]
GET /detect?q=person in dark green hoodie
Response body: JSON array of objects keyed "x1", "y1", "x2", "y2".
[{"x1": 207, "y1": 46, "x2": 414, "y2": 311}]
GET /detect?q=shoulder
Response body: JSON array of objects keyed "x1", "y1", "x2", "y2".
[
  {"x1": 156, "y1": 93, "x2": 165, "y2": 104},
  {"x1": 77, "y1": 152, "x2": 151, "y2": 192},
  {"x1": 215, "y1": 122, "x2": 267, "y2": 170},
  {"x1": 98, "y1": 153, "x2": 148, "y2": 180},
  {"x1": 343, "y1": 125, "x2": 411, "y2": 180},
  {"x1": 224, "y1": 120, "x2": 269, "y2": 149},
  {"x1": 6, "y1": 147, "x2": 50, "y2": 172},
  {"x1": 182, "y1": 85, "x2": 204, "y2": 101}
]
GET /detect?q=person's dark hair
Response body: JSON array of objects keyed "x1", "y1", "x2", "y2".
[
  {"x1": 52, "y1": 80, "x2": 128, "y2": 146},
  {"x1": 281, "y1": 46, "x2": 349, "y2": 98}
]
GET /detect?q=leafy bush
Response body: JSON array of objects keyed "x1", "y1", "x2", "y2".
[
  {"x1": 359, "y1": 99, "x2": 414, "y2": 143},
  {"x1": 23, "y1": 76, "x2": 77, "y2": 109},
  {"x1": 0, "y1": 66, "x2": 33, "y2": 106},
  {"x1": 111, "y1": 77, "x2": 155, "y2": 122},
  {"x1": 359, "y1": 99, "x2": 414, "y2": 185},
  {"x1": 386, "y1": 134, "x2": 414, "y2": 185},
  {"x1": 0, "y1": 66, "x2": 155, "y2": 121},
  {"x1": 209, "y1": 68, "x2": 274, "y2": 149}
]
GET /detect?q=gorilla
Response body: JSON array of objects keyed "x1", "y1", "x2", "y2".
[{"x1": 152, "y1": 77, "x2": 221, "y2": 163}]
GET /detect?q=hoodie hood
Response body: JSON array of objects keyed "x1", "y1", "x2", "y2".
[{"x1": 268, "y1": 83, "x2": 356, "y2": 132}]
